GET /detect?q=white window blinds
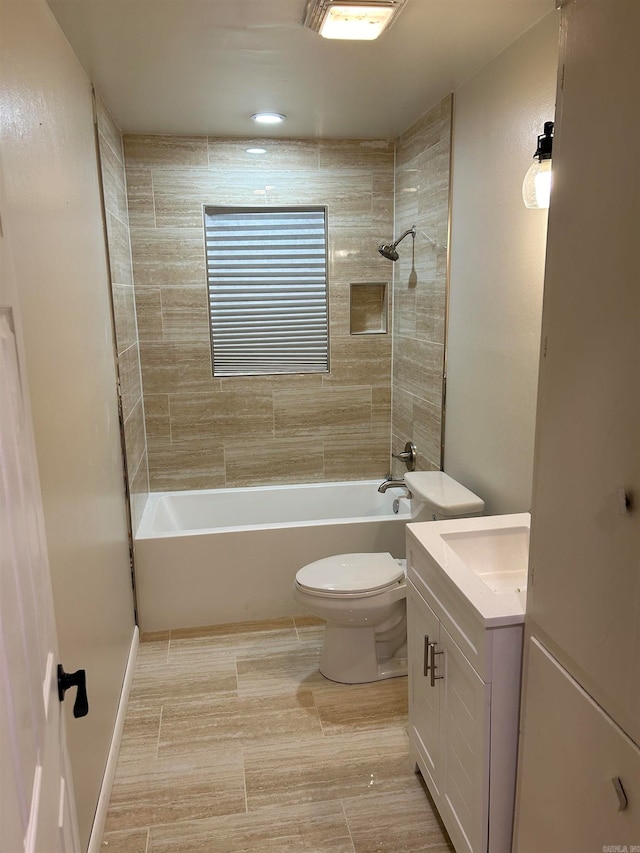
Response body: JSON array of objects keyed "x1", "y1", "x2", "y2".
[{"x1": 204, "y1": 206, "x2": 329, "y2": 376}]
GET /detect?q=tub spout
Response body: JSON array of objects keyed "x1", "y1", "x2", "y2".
[{"x1": 378, "y1": 479, "x2": 412, "y2": 498}]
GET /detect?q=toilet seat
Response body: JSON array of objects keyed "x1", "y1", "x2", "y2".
[{"x1": 296, "y1": 552, "x2": 404, "y2": 595}]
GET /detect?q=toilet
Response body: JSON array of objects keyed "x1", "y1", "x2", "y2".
[{"x1": 293, "y1": 471, "x2": 484, "y2": 684}]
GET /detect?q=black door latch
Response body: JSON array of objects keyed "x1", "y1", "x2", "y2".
[{"x1": 57, "y1": 665, "x2": 89, "y2": 718}]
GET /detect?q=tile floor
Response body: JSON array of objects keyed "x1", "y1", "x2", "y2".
[{"x1": 101, "y1": 616, "x2": 454, "y2": 852}]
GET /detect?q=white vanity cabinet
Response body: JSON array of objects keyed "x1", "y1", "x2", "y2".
[{"x1": 406, "y1": 523, "x2": 525, "y2": 853}]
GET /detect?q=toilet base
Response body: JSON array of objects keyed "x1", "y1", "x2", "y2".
[{"x1": 319, "y1": 623, "x2": 407, "y2": 684}]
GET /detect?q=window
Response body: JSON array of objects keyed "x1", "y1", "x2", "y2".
[{"x1": 204, "y1": 206, "x2": 329, "y2": 376}]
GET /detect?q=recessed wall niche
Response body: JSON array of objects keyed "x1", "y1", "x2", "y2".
[{"x1": 350, "y1": 282, "x2": 388, "y2": 335}]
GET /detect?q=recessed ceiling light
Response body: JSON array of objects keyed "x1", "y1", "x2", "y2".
[
  {"x1": 246, "y1": 147, "x2": 267, "y2": 154},
  {"x1": 303, "y1": 0, "x2": 406, "y2": 40},
  {"x1": 251, "y1": 113, "x2": 286, "y2": 124}
]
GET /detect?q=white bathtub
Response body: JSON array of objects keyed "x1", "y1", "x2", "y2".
[{"x1": 134, "y1": 480, "x2": 432, "y2": 632}]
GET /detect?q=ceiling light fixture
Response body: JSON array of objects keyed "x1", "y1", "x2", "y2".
[
  {"x1": 303, "y1": 0, "x2": 406, "y2": 40},
  {"x1": 522, "y1": 121, "x2": 554, "y2": 209},
  {"x1": 251, "y1": 112, "x2": 286, "y2": 124}
]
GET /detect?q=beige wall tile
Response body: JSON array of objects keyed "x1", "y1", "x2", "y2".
[
  {"x1": 130, "y1": 450, "x2": 149, "y2": 534},
  {"x1": 148, "y1": 443, "x2": 226, "y2": 492},
  {"x1": 274, "y1": 386, "x2": 371, "y2": 437},
  {"x1": 106, "y1": 211, "x2": 134, "y2": 286},
  {"x1": 125, "y1": 165, "x2": 155, "y2": 229},
  {"x1": 143, "y1": 394, "x2": 171, "y2": 447},
  {"x1": 208, "y1": 137, "x2": 321, "y2": 170},
  {"x1": 96, "y1": 94, "x2": 124, "y2": 165},
  {"x1": 125, "y1": 133, "x2": 396, "y2": 489},
  {"x1": 323, "y1": 335, "x2": 391, "y2": 388},
  {"x1": 412, "y1": 397, "x2": 443, "y2": 470},
  {"x1": 123, "y1": 134, "x2": 208, "y2": 168},
  {"x1": 323, "y1": 430, "x2": 389, "y2": 481},
  {"x1": 152, "y1": 168, "x2": 217, "y2": 228},
  {"x1": 224, "y1": 437, "x2": 325, "y2": 487},
  {"x1": 169, "y1": 391, "x2": 274, "y2": 443},
  {"x1": 318, "y1": 139, "x2": 394, "y2": 171},
  {"x1": 140, "y1": 341, "x2": 215, "y2": 394},
  {"x1": 131, "y1": 226, "x2": 205, "y2": 287},
  {"x1": 101, "y1": 828, "x2": 149, "y2": 853},
  {"x1": 135, "y1": 287, "x2": 163, "y2": 342},
  {"x1": 160, "y1": 286, "x2": 210, "y2": 342},
  {"x1": 112, "y1": 284, "x2": 137, "y2": 355},
  {"x1": 119, "y1": 343, "x2": 143, "y2": 422},
  {"x1": 393, "y1": 338, "x2": 444, "y2": 407},
  {"x1": 124, "y1": 397, "x2": 147, "y2": 479},
  {"x1": 99, "y1": 134, "x2": 129, "y2": 224}
]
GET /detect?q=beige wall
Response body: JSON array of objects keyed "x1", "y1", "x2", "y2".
[
  {"x1": 445, "y1": 13, "x2": 559, "y2": 514},
  {"x1": 0, "y1": 1, "x2": 136, "y2": 846},
  {"x1": 124, "y1": 135, "x2": 395, "y2": 490},
  {"x1": 391, "y1": 95, "x2": 452, "y2": 476},
  {"x1": 96, "y1": 95, "x2": 149, "y2": 533}
]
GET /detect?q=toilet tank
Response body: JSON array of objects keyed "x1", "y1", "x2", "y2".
[{"x1": 404, "y1": 471, "x2": 484, "y2": 521}]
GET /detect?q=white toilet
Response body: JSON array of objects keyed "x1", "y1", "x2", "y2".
[{"x1": 293, "y1": 471, "x2": 484, "y2": 684}]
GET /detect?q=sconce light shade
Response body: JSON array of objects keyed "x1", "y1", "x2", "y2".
[
  {"x1": 523, "y1": 121, "x2": 554, "y2": 209},
  {"x1": 304, "y1": 0, "x2": 406, "y2": 40}
]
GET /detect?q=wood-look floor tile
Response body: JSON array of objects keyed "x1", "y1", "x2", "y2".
[
  {"x1": 104, "y1": 748, "x2": 245, "y2": 833},
  {"x1": 158, "y1": 692, "x2": 323, "y2": 756},
  {"x1": 168, "y1": 621, "x2": 299, "y2": 662},
  {"x1": 342, "y1": 787, "x2": 454, "y2": 852},
  {"x1": 136, "y1": 634, "x2": 170, "y2": 667},
  {"x1": 243, "y1": 727, "x2": 413, "y2": 810},
  {"x1": 128, "y1": 655, "x2": 237, "y2": 705},
  {"x1": 312, "y1": 678, "x2": 408, "y2": 736},
  {"x1": 295, "y1": 621, "x2": 326, "y2": 650},
  {"x1": 100, "y1": 827, "x2": 149, "y2": 853},
  {"x1": 116, "y1": 704, "x2": 162, "y2": 763},
  {"x1": 148, "y1": 801, "x2": 355, "y2": 853},
  {"x1": 236, "y1": 646, "x2": 326, "y2": 697}
]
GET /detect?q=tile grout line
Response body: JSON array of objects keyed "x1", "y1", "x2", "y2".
[
  {"x1": 144, "y1": 825, "x2": 150, "y2": 853},
  {"x1": 340, "y1": 799, "x2": 358, "y2": 853},
  {"x1": 156, "y1": 704, "x2": 164, "y2": 759},
  {"x1": 240, "y1": 747, "x2": 249, "y2": 815}
]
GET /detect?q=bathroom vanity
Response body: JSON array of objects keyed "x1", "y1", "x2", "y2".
[{"x1": 406, "y1": 514, "x2": 529, "y2": 853}]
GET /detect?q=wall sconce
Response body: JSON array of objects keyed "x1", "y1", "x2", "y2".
[
  {"x1": 522, "y1": 121, "x2": 554, "y2": 209},
  {"x1": 303, "y1": 0, "x2": 406, "y2": 40}
]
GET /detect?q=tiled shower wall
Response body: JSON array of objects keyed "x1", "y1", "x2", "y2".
[
  {"x1": 123, "y1": 135, "x2": 396, "y2": 490},
  {"x1": 391, "y1": 96, "x2": 452, "y2": 476},
  {"x1": 95, "y1": 94, "x2": 149, "y2": 530}
]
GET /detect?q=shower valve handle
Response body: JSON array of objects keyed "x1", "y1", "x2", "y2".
[{"x1": 392, "y1": 442, "x2": 417, "y2": 471}]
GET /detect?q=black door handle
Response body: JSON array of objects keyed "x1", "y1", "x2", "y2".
[{"x1": 57, "y1": 665, "x2": 89, "y2": 718}]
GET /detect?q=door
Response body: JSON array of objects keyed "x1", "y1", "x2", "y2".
[
  {"x1": 0, "y1": 307, "x2": 81, "y2": 852},
  {"x1": 440, "y1": 624, "x2": 491, "y2": 853},
  {"x1": 407, "y1": 586, "x2": 442, "y2": 794}
]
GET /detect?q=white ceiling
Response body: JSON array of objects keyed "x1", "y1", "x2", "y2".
[{"x1": 47, "y1": 0, "x2": 555, "y2": 139}]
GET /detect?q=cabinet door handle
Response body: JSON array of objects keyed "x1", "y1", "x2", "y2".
[
  {"x1": 423, "y1": 635, "x2": 430, "y2": 677},
  {"x1": 612, "y1": 777, "x2": 628, "y2": 811},
  {"x1": 429, "y1": 642, "x2": 444, "y2": 687}
]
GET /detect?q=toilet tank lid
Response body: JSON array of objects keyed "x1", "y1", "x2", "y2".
[
  {"x1": 404, "y1": 471, "x2": 484, "y2": 515},
  {"x1": 296, "y1": 553, "x2": 404, "y2": 593}
]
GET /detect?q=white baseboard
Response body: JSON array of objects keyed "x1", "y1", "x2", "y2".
[{"x1": 87, "y1": 626, "x2": 139, "y2": 853}]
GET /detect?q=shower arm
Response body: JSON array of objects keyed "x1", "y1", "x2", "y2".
[{"x1": 392, "y1": 226, "x2": 416, "y2": 249}]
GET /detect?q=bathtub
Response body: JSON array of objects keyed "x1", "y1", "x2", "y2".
[{"x1": 134, "y1": 480, "x2": 432, "y2": 632}]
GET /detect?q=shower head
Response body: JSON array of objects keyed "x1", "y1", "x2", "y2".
[
  {"x1": 378, "y1": 243, "x2": 399, "y2": 261},
  {"x1": 378, "y1": 226, "x2": 416, "y2": 261}
]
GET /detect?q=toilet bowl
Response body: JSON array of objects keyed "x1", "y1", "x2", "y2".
[{"x1": 293, "y1": 471, "x2": 484, "y2": 684}]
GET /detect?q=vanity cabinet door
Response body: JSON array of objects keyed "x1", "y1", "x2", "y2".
[
  {"x1": 407, "y1": 587, "x2": 442, "y2": 796},
  {"x1": 515, "y1": 638, "x2": 640, "y2": 853},
  {"x1": 440, "y1": 624, "x2": 491, "y2": 853}
]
